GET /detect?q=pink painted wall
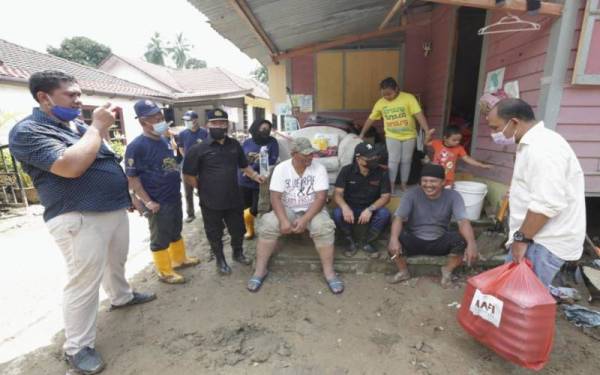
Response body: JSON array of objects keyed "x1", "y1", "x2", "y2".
[
  {"x1": 556, "y1": 4, "x2": 600, "y2": 193},
  {"x1": 421, "y1": 6, "x2": 456, "y2": 133},
  {"x1": 470, "y1": 12, "x2": 554, "y2": 185}
]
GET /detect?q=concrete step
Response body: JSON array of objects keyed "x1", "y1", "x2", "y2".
[{"x1": 260, "y1": 234, "x2": 506, "y2": 276}]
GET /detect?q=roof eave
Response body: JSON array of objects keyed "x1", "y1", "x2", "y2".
[
  {"x1": 0, "y1": 76, "x2": 174, "y2": 103},
  {"x1": 174, "y1": 88, "x2": 253, "y2": 101}
]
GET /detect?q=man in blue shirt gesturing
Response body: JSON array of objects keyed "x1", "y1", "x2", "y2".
[{"x1": 9, "y1": 70, "x2": 155, "y2": 374}]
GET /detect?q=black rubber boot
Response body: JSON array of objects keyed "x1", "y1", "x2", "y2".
[
  {"x1": 214, "y1": 248, "x2": 232, "y2": 275},
  {"x1": 366, "y1": 228, "x2": 381, "y2": 243},
  {"x1": 363, "y1": 229, "x2": 381, "y2": 258},
  {"x1": 233, "y1": 247, "x2": 251, "y2": 265},
  {"x1": 343, "y1": 236, "x2": 359, "y2": 257}
]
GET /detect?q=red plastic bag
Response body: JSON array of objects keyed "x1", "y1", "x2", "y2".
[{"x1": 457, "y1": 261, "x2": 556, "y2": 370}]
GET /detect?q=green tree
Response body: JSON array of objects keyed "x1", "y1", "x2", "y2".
[
  {"x1": 47, "y1": 36, "x2": 111, "y2": 67},
  {"x1": 251, "y1": 65, "x2": 268, "y2": 84},
  {"x1": 144, "y1": 32, "x2": 167, "y2": 66},
  {"x1": 167, "y1": 33, "x2": 192, "y2": 69},
  {"x1": 185, "y1": 57, "x2": 207, "y2": 69}
]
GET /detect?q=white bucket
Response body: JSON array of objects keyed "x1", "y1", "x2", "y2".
[{"x1": 454, "y1": 181, "x2": 488, "y2": 221}]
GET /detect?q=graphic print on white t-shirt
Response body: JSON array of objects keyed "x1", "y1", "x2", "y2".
[
  {"x1": 270, "y1": 159, "x2": 329, "y2": 213},
  {"x1": 283, "y1": 174, "x2": 316, "y2": 210}
]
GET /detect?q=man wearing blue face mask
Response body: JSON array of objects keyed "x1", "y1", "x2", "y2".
[
  {"x1": 9, "y1": 70, "x2": 156, "y2": 374},
  {"x1": 486, "y1": 98, "x2": 586, "y2": 289},
  {"x1": 176, "y1": 110, "x2": 207, "y2": 223},
  {"x1": 126, "y1": 100, "x2": 200, "y2": 286}
]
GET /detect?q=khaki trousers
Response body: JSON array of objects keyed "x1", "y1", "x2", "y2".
[{"x1": 46, "y1": 209, "x2": 133, "y2": 355}]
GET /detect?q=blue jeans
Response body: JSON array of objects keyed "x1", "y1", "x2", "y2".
[
  {"x1": 332, "y1": 206, "x2": 391, "y2": 235},
  {"x1": 505, "y1": 242, "x2": 565, "y2": 288}
]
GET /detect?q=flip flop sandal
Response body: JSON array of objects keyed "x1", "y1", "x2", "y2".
[
  {"x1": 326, "y1": 276, "x2": 345, "y2": 295},
  {"x1": 247, "y1": 273, "x2": 269, "y2": 293}
]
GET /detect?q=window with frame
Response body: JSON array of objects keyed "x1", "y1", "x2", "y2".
[
  {"x1": 81, "y1": 106, "x2": 127, "y2": 144},
  {"x1": 572, "y1": 0, "x2": 600, "y2": 85}
]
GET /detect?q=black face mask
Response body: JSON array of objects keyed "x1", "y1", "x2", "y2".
[
  {"x1": 209, "y1": 128, "x2": 227, "y2": 140},
  {"x1": 366, "y1": 160, "x2": 380, "y2": 170},
  {"x1": 257, "y1": 129, "x2": 270, "y2": 138}
]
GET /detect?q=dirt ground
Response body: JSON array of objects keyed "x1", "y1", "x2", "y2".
[{"x1": 1, "y1": 215, "x2": 600, "y2": 375}]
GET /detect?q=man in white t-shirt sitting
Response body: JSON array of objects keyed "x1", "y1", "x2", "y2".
[{"x1": 247, "y1": 137, "x2": 342, "y2": 294}]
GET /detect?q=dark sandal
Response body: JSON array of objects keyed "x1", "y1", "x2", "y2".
[
  {"x1": 247, "y1": 273, "x2": 268, "y2": 292},
  {"x1": 326, "y1": 276, "x2": 344, "y2": 295}
]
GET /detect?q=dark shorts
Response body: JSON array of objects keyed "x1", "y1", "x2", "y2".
[
  {"x1": 148, "y1": 201, "x2": 183, "y2": 251},
  {"x1": 399, "y1": 230, "x2": 466, "y2": 257}
]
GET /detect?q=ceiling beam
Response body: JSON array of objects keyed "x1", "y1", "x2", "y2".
[
  {"x1": 228, "y1": 0, "x2": 279, "y2": 62},
  {"x1": 379, "y1": 0, "x2": 405, "y2": 30},
  {"x1": 274, "y1": 18, "x2": 431, "y2": 63},
  {"x1": 423, "y1": 0, "x2": 562, "y2": 16}
]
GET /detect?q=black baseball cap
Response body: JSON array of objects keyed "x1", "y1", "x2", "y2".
[{"x1": 354, "y1": 142, "x2": 378, "y2": 158}]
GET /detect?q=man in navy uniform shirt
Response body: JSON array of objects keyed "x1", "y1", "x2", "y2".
[
  {"x1": 176, "y1": 110, "x2": 207, "y2": 222},
  {"x1": 9, "y1": 70, "x2": 155, "y2": 374},
  {"x1": 126, "y1": 100, "x2": 200, "y2": 285},
  {"x1": 183, "y1": 109, "x2": 266, "y2": 275}
]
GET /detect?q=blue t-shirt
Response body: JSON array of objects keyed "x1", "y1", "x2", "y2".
[
  {"x1": 177, "y1": 128, "x2": 208, "y2": 155},
  {"x1": 238, "y1": 137, "x2": 279, "y2": 189},
  {"x1": 125, "y1": 134, "x2": 181, "y2": 204},
  {"x1": 8, "y1": 108, "x2": 130, "y2": 222}
]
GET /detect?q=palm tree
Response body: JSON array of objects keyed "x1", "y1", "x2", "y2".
[
  {"x1": 144, "y1": 32, "x2": 167, "y2": 66},
  {"x1": 168, "y1": 33, "x2": 192, "y2": 69},
  {"x1": 252, "y1": 65, "x2": 268, "y2": 83}
]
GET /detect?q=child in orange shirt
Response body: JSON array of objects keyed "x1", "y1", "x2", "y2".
[{"x1": 425, "y1": 126, "x2": 493, "y2": 187}]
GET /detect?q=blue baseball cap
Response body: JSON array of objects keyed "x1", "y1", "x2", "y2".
[
  {"x1": 207, "y1": 108, "x2": 228, "y2": 121},
  {"x1": 134, "y1": 99, "x2": 162, "y2": 118},
  {"x1": 182, "y1": 110, "x2": 198, "y2": 120}
]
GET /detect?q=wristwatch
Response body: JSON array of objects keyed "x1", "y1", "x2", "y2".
[
  {"x1": 367, "y1": 205, "x2": 377, "y2": 212},
  {"x1": 513, "y1": 230, "x2": 533, "y2": 244}
]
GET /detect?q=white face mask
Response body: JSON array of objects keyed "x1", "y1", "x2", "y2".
[
  {"x1": 490, "y1": 120, "x2": 516, "y2": 145},
  {"x1": 184, "y1": 120, "x2": 194, "y2": 129}
]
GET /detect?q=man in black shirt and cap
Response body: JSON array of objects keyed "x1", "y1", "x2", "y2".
[
  {"x1": 333, "y1": 142, "x2": 391, "y2": 258},
  {"x1": 182, "y1": 109, "x2": 266, "y2": 274}
]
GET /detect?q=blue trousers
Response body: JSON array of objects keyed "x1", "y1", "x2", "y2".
[
  {"x1": 505, "y1": 242, "x2": 565, "y2": 289},
  {"x1": 332, "y1": 206, "x2": 391, "y2": 235}
]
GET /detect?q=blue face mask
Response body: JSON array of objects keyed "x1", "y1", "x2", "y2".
[
  {"x1": 47, "y1": 96, "x2": 81, "y2": 122},
  {"x1": 152, "y1": 121, "x2": 169, "y2": 135}
]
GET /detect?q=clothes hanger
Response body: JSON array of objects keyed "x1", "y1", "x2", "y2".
[{"x1": 478, "y1": 14, "x2": 541, "y2": 35}]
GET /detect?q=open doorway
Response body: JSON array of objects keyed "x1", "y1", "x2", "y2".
[{"x1": 447, "y1": 7, "x2": 487, "y2": 153}]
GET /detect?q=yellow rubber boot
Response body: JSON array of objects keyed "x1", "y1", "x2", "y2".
[
  {"x1": 168, "y1": 239, "x2": 200, "y2": 269},
  {"x1": 244, "y1": 208, "x2": 255, "y2": 240},
  {"x1": 152, "y1": 249, "x2": 185, "y2": 284}
]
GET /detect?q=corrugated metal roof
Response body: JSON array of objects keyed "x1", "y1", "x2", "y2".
[{"x1": 187, "y1": 0, "x2": 428, "y2": 64}]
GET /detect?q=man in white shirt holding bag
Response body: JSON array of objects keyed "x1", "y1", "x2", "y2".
[
  {"x1": 486, "y1": 98, "x2": 586, "y2": 288},
  {"x1": 247, "y1": 137, "x2": 342, "y2": 294}
]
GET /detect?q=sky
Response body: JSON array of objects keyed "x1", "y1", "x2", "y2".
[{"x1": 0, "y1": 0, "x2": 260, "y2": 77}]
